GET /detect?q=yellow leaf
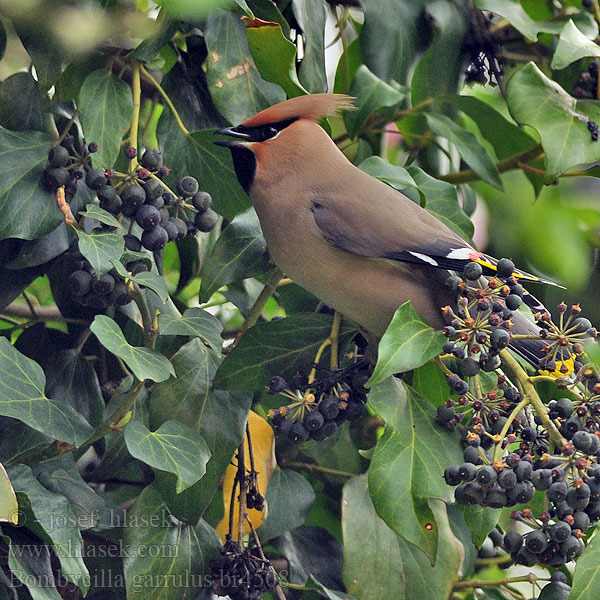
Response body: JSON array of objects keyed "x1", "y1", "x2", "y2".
[
  {"x1": 0, "y1": 462, "x2": 19, "y2": 525},
  {"x1": 215, "y1": 411, "x2": 275, "y2": 541}
]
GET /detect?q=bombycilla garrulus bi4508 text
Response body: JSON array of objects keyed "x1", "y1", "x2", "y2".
[{"x1": 215, "y1": 93, "x2": 566, "y2": 371}]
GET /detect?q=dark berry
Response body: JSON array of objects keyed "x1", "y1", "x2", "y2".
[
  {"x1": 572, "y1": 510, "x2": 590, "y2": 532},
  {"x1": 127, "y1": 261, "x2": 149, "y2": 276},
  {"x1": 508, "y1": 481, "x2": 535, "y2": 504},
  {"x1": 194, "y1": 208, "x2": 219, "y2": 232},
  {"x1": 436, "y1": 404, "x2": 455, "y2": 424},
  {"x1": 85, "y1": 168, "x2": 107, "y2": 190},
  {"x1": 490, "y1": 328, "x2": 510, "y2": 349},
  {"x1": 525, "y1": 530, "x2": 548, "y2": 554},
  {"x1": 464, "y1": 261, "x2": 483, "y2": 280},
  {"x1": 344, "y1": 400, "x2": 366, "y2": 421},
  {"x1": 162, "y1": 219, "x2": 179, "y2": 241},
  {"x1": 561, "y1": 536, "x2": 583, "y2": 561},
  {"x1": 477, "y1": 465, "x2": 497, "y2": 485},
  {"x1": 289, "y1": 422, "x2": 309, "y2": 443},
  {"x1": 143, "y1": 179, "x2": 164, "y2": 201},
  {"x1": 555, "y1": 397, "x2": 575, "y2": 418},
  {"x1": 444, "y1": 275, "x2": 462, "y2": 293},
  {"x1": 141, "y1": 226, "x2": 168, "y2": 251},
  {"x1": 177, "y1": 176, "x2": 199, "y2": 197},
  {"x1": 548, "y1": 481, "x2": 569, "y2": 502},
  {"x1": 48, "y1": 145, "x2": 70, "y2": 167},
  {"x1": 136, "y1": 205, "x2": 162, "y2": 230},
  {"x1": 319, "y1": 396, "x2": 340, "y2": 420},
  {"x1": 171, "y1": 217, "x2": 188, "y2": 240},
  {"x1": 162, "y1": 191, "x2": 175, "y2": 206},
  {"x1": 186, "y1": 221, "x2": 198, "y2": 236},
  {"x1": 140, "y1": 148, "x2": 163, "y2": 170},
  {"x1": 192, "y1": 191, "x2": 212, "y2": 212},
  {"x1": 458, "y1": 463, "x2": 477, "y2": 482},
  {"x1": 92, "y1": 273, "x2": 116, "y2": 296},
  {"x1": 531, "y1": 469, "x2": 553, "y2": 491},
  {"x1": 455, "y1": 482, "x2": 484, "y2": 505},
  {"x1": 267, "y1": 376, "x2": 288, "y2": 393},
  {"x1": 463, "y1": 446, "x2": 482, "y2": 465},
  {"x1": 108, "y1": 282, "x2": 131, "y2": 306},
  {"x1": 514, "y1": 546, "x2": 538, "y2": 567},
  {"x1": 549, "y1": 521, "x2": 572, "y2": 543},
  {"x1": 572, "y1": 430, "x2": 594, "y2": 452},
  {"x1": 496, "y1": 258, "x2": 515, "y2": 278},
  {"x1": 304, "y1": 411, "x2": 325, "y2": 431},
  {"x1": 460, "y1": 357, "x2": 480, "y2": 377},
  {"x1": 504, "y1": 387, "x2": 520, "y2": 402},
  {"x1": 573, "y1": 317, "x2": 593, "y2": 333},
  {"x1": 497, "y1": 469, "x2": 517, "y2": 490},
  {"x1": 121, "y1": 184, "x2": 146, "y2": 216},
  {"x1": 584, "y1": 0, "x2": 594, "y2": 8},
  {"x1": 485, "y1": 486, "x2": 507, "y2": 508},
  {"x1": 521, "y1": 427, "x2": 537, "y2": 442},
  {"x1": 514, "y1": 461, "x2": 533, "y2": 482},
  {"x1": 311, "y1": 421, "x2": 337, "y2": 441},
  {"x1": 505, "y1": 294, "x2": 522, "y2": 311},
  {"x1": 68, "y1": 270, "x2": 92, "y2": 296},
  {"x1": 97, "y1": 185, "x2": 122, "y2": 214},
  {"x1": 123, "y1": 234, "x2": 142, "y2": 252},
  {"x1": 46, "y1": 167, "x2": 71, "y2": 189},
  {"x1": 503, "y1": 530, "x2": 523, "y2": 553}
]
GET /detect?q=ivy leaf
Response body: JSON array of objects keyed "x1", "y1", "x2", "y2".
[
  {"x1": 0, "y1": 72, "x2": 48, "y2": 132},
  {"x1": 506, "y1": 62, "x2": 600, "y2": 181},
  {"x1": 0, "y1": 127, "x2": 61, "y2": 241},
  {"x1": 343, "y1": 476, "x2": 463, "y2": 600},
  {"x1": 199, "y1": 208, "x2": 271, "y2": 302},
  {"x1": 246, "y1": 17, "x2": 308, "y2": 98},
  {"x1": 0, "y1": 338, "x2": 93, "y2": 446},
  {"x1": 215, "y1": 313, "x2": 356, "y2": 392},
  {"x1": 571, "y1": 530, "x2": 600, "y2": 600},
  {"x1": 0, "y1": 462, "x2": 18, "y2": 524},
  {"x1": 122, "y1": 485, "x2": 221, "y2": 600},
  {"x1": 78, "y1": 68, "x2": 133, "y2": 170},
  {"x1": 124, "y1": 420, "x2": 210, "y2": 493},
  {"x1": 110, "y1": 259, "x2": 169, "y2": 303},
  {"x1": 158, "y1": 308, "x2": 223, "y2": 352},
  {"x1": 358, "y1": 156, "x2": 421, "y2": 191},
  {"x1": 345, "y1": 66, "x2": 406, "y2": 139},
  {"x1": 367, "y1": 377, "x2": 463, "y2": 559},
  {"x1": 368, "y1": 302, "x2": 446, "y2": 387},
  {"x1": 552, "y1": 20, "x2": 600, "y2": 70},
  {"x1": 76, "y1": 230, "x2": 124, "y2": 277},
  {"x1": 460, "y1": 505, "x2": 500, "y2": 548},
  {"x1": 406, "y1": 167, "x2": 474, "y2": 240},
  {"x1": 292, "y1": 0, "x2": 327, "y2": 93},
  {"x1": 90, "y1": 315, "x2": 175, "y2": 383},
  {"x1": 204, "y1": 11, "x2": 285, "y2": 124},
  {"x1": 258, "y1": 468, "x2": 316, "y2": 541},
  {"x1": 79, "y1": 203, "x2": 123, "y2": 229},
  {"x1": 425, "y1": 113, "x2": 503, "y2": 190},
  {"x1": 360, "y1": 0, "x2": 422, "y2": 85},
  {"x1": 474, "y1": 0, "x2": 598, "y2": 41},
  {"x1": 7, "y1": 464, "x2": 89, "y2": 595}
]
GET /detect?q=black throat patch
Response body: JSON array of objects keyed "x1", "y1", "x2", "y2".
[{"x1": 230, "y1": 145, "x2": 257, "y2": 194}]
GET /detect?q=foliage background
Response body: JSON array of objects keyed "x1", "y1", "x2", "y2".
[{"x1": 0, "y1": 0, "x2": 599, "y2": 599}]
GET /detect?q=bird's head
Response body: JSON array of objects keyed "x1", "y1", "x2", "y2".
[{"x1": 214, "y1": 93, "x2": 354, "y2": 194}]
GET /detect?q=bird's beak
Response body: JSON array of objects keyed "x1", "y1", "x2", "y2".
[{"x1": 214, "y1": 126, "x2": 252, "y2": 147}]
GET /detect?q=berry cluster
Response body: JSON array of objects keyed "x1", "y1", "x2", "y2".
[
  {"x1": 463, "y1": 10, "x2": 505, "y2": 87},
  {"x1": 65, "y1": 241, "x2": 133, "y2": 309},
  {"x1": 209, "y1": 538, "x2": 279, "y2": 600},
  {"x1": 267, "y1": 360, "x2": 370, "y2": 443}
]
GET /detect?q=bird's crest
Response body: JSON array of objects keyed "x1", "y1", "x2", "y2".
[{"x1": 241, "y1": 94, "x2": 355, "y2": 128}]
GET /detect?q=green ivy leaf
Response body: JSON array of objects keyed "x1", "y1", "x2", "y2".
[
  {"x1": 406, "y1": 166, "x2": 474, "y2": 240},
  {"x1": 425, "y1": 113, "x2": 503, "y2": 190},
  {"x1": 215, "y1": 313, "x2": 356, "y2": 391},
  {"x1": 411, "y1": 361, "x2": 451, "y2": 407},
  {"x1": 474, "y1": 0, "x2": 598, "y2": 41},
  {"x1": 150, "y1": 339, "x2": 250, "y2": 522},
  {"x1": 345, "y1": 66, "x2": 406, "y2": 139},
  {"x1": 158, "y1": 308, "x2": 223, "y2": 352},
  {"x1": 0, "y1": 72, "x2": 48, "y2": 132},
  {"x1": 90, "y1": 315, "x2": 175, "y2": 383},
  {"x1": 570, "y1": 529, "x2": 600, "y2": 599},
  {"x1": 0, "y1": 528, "x2": 62, "y2": 600},
  {"x1": 293, "y1": 0, "x2": 327, "y2": 93},
  {"x1": 0, "y1": 339, "x2": 93, "y2": 446},
  {"x1": 258, "y1": 468, "x2": 316, "y2": 541},
  {"x1": 78, "y1": 69, "x2": 133, "y2": 170},
  {"x1": 79, "y1": 203, "x2": 123, "y2": 229},
  {"x1": 552, "y1": 20, "x2": 600, "y2": 70},
  {"x1": 7, "y1": 464, "x2": 89, "y2": 595},
  {"x1": 0, "y1": 127, "x2": 60, "y2": 241},
  {"x1": 368, "y1": 302, "x2": 445, "y2": 387},
  {"x1": 507, "y1": 62, "x2": 600, "y2": 181},
  {"x1": 122, "y1": 485, "x2": 221, "y2": 600},
  {"x1": 199, "y1": 208, "x2": 271, "y2": 302},
  {"x1": 360, "y1": 0, "x2": 422, "y2": 85},
  {"x1": 410, "y1": 1, "x2": 468, "y2": 105},
  {"x1": 367, "y1": 378, "x2": 463, "y2": 559},
  {"x1": 110, "y1": 259, "x2": 169, "y2": 303},
  {"x1": 204, "y1": 11, "x2": 285, "y2": 124},
  {"x1": 76, "y1": 229, "x2": 124, "y2": 277},
  {"x1": 246, "y1": 17, "x2": 308, "y2": 98},
  {"x1": 452, "y1": 95, "x2": 543, "y2": 196},
  {"x1": 343, "y1": 476, "x2": 463, "y2": 600},
  {"x1": 460, "y1": 505, "x2": 500, "y2": 548},
  {"x1": 124, "y1": 420, "x2": 210, "y2": 493},
  {"x1": 357, "y1": 156, "x2": 420, "y2": 193}
]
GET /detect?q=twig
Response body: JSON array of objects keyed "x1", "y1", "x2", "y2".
[
  {"x1": 128, "y1": 59, "x2": 141, "y2": 170},
  {"x1": 140, "y1": 64, "x2": 190, "y2": 137},
  {"x1": 284, "y1": 461, "x2": 355, "y2": 478},
  {"x1": 453, "y1": 574, "x2": 546, "y2": 589},
  {"x1": 236, "y1": 438, "x2": 247, "y2": 544},
  {"x1": 132, "y1": 283, "x2": 155, "y2": 348}
]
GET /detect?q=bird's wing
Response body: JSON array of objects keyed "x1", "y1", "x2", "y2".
[{"x1": 310, "y1": 196, "x2": 561, "y2": 287}]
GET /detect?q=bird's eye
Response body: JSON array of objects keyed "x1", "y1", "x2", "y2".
[{"x1": 265, "y1": 126, "x2": 278, "y2": 138}]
